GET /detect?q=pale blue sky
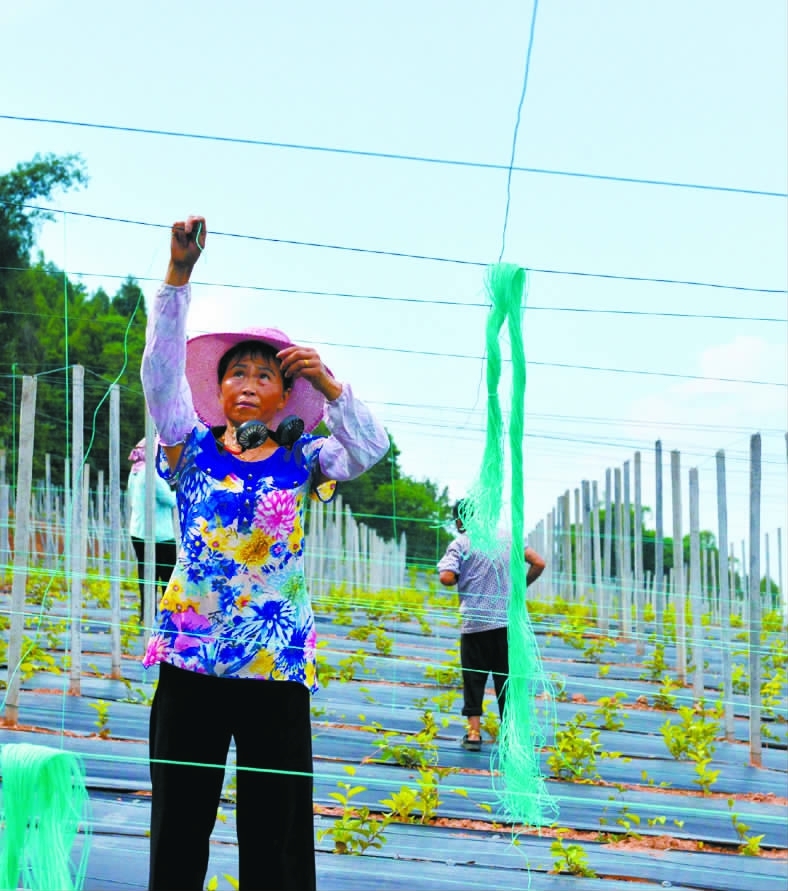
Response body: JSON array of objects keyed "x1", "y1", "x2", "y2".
[{"x1": 1, "y1": 1, "x2": 786, "y2": 583}]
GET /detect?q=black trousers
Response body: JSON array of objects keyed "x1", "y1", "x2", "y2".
[
  {"x1": 148, "y1": 663, "x2": 316, "y2": 891},
  {"x1": 131, "y1": 537, "x2": 177, "y2": 623},
  {"x1": 460, "y1": 626, "x2": 509, "y2": 718}
]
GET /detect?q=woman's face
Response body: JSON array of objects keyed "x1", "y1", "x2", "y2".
[{"x1": 219, "y1": 351, "x2": 289, "y2": 428}]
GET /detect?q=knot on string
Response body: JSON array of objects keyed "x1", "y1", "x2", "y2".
[{"x1": 0, "y1": 743, "x2": 91, "y2": 891}]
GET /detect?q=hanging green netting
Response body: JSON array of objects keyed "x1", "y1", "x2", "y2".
[
  {"x1": 0, "y1": 743, "x2": 91, "y2": 891},
  {"x1": 463, "y1": 263, "x2": 558, "y2": 827}
]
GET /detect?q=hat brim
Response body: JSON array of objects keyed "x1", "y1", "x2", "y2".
[{"x1": 185, "y1": 328, "x2": 328, "y2": 432}]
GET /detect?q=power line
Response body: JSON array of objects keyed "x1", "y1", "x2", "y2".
[
  {"x1": 530, "y1": 307, "x2": 785, "y2": 322},
  {"x1": 388, "y1": 419, "x2": 788, "y2": 473},
  {"x1": 529, "y1": 265, "x2": 786, "y2": 295},
  {"x1": 315, "y1": 339, "x2": 787, "y2": 387},
  {"x1": 8, "y1": 203, "x2": 787, "y2": 296},
  {"x1": 373, "y1": 401, "x2": 788, "y2": 435},
  {"x1": 1, "y1": 387, "x2": 784, "y2": 461},
  {"x1": 2, "y1": 269, "x2": 785, "y2": 322},
  {"x1": 2, "y1": 113, "x2": 786, "y2": 199},
  {"x1": 1, "y1": 338, "x2": 784, "y2": 388},
  {"x1": 385, "y1": 409, "x2": 785, "y2": 455}
]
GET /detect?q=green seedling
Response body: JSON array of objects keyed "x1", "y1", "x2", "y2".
[
  {"x1": 547, "y1": 713, "x2": 603, "y2": 782},
  {"x1": 373, "y1": 710, "x2": 439, "y2": 768},
  {"x1": 591, "y1": 692, "x2": 628, "y2": 731},
  {"x1": 90, "y1": 699, "x2": 111, "y2": 739},
  {"x1": 550, "y1": 830, "x2": 597, "y2": 878},
  {"x1": 661, "y1": 700, "x2": 722, "y2": 793},
  {"x1": 652, "y1": 675, "x2": 680, "y2": 710},
  {"x1": 640, "y1": 643, "x2": 669, "y2": 681},
  {"x1": 317, "y1": 766, "x2": 391, "y2": 854},
  {"x1": 728, "y1": 798, "x2": 765, "y2": 856}
]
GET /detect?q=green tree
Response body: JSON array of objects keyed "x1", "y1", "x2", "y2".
[
  {"x1": 0, "y1": 152, "x2": 87, "y2": 273},
  {"x1": 113, "y1": 276, "x2": 146, "y2": 317},
  {"x1": 1, "y1": 154, "x2": 88, "y2": 478},
  {"x1": 337, "y1": 433, "x2": 451, "y2": 565},
  {"x1": 1, "y1": 262, "x2": 147, "y2": 488},
  {"x1": 571, "y1": 508, "x2": 732, "y2": 599},
  {"x1": 0, "y1": 154, "x2": 151, "y2": 489},
  {"x1": 336, "y1": 433, "x2": 399, "y2": 529},
  {"x1": 376, "y1": 477, "x2": 452, "y2": 568},
  {"x1": 0, "y1": 152, "x2": 87, "y2": 357}
]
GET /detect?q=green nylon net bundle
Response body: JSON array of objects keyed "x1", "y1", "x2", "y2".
[
  {"x1": 0, "y1": 742, "x2": 91, "y2": 891},
  {"x1": 462, "y1": 263, "x2": 558, "y2": 827}
]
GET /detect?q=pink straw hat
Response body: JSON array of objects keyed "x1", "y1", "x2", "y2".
[{"x1": 185, "y1": 327, "x2": 329, "y2": 432}]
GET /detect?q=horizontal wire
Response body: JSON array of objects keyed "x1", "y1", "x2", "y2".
[
  {"x1": 386, "y1": 417, "x2": 788, "y2": 469},
  {"x1": 2, "y1": 368, "x2": 786, "y2": 461},
  {"x1": 0, "y1": 358, "x2": 785, "y2": 452},
  {"x1": 4, "y1": 404, "x2": 783, "y2": 482},
  {"x1": 6, "y1": 203, "x2": 787, "y2": 295},
  {"x1": 374, "y1": 401, "x2": 788, "y2": 435},
  {"x1": 2, "y1": 274, "x2": 787, "y2": 324},
  {"x1": 2, "y1": 377, "x2": 786, "y2": 442},
  {"x1": 5, "y1": 267, "x2": 782, "y2": 322},
  {"x1": 1, "y1": 113, "x2": 786, "y2": 199},
  {"x1": 315, "y1": 339, "x2": 787, "y2": 387},
  {"x1": 1, "y1": 335, "x2": 785, "y2": 387}
]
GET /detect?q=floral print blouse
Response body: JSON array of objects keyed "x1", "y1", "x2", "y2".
[{"x1": 142, "y1": 425, "x2": 324, "y2": 692}]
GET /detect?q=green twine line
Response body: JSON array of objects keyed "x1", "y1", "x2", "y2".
[{"x1": 463, "y1": 263, "x2": 558, "y2": 827}]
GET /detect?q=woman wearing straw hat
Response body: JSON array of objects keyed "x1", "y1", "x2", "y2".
[{"x1": 140, "y1": 216, "x2": 389, "y2": 891}]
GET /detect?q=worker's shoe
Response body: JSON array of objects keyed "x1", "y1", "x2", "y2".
[{"x1": 461, "y1": 733, "x2": 482, "y2": 752}]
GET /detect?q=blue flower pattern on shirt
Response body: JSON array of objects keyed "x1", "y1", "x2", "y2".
[{"x1": 143, "y1": 426, "x2": 322, "y2": 692}]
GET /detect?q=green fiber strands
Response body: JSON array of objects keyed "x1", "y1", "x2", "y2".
[
  {"x1": 461, "y1": 265, "x2": 518, "y2": 552},
  {"x1": 0, "y1": 743, "x2": 91, "y2": 891},
  {"x1": 468, "y1": 263, "x2": 558, "y2": 827}
]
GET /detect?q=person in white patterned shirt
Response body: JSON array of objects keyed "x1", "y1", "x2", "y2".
[{"x1": 437, "y1": 499, "x2": 545, "y2": 751}]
